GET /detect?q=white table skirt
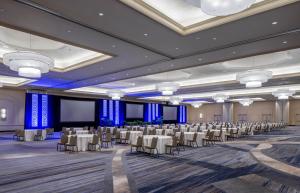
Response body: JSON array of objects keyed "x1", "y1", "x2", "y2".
[
  {"x1": 143, "y1": 135, "x2": 172, "y2": 154},
  {"x1": 176, "y1": 132, "x2": 205, "y2": 146},
  {"x1": 24, "y1": 129, "x2": 47, "y2": 141},
  {"x1": 155, "y1": 129, "x2": 174, "y2": 136},
  {"x1": 68, "y1": 134, "x2": 94, "y2": 151},
  {"x1": 76, "y1": 130, "x2": 89, "y2": 135},
  {"x1": 120, "y1": 131, "x2": 143, "y2": 144}
]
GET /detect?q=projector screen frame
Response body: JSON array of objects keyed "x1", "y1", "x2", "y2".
[
  {"x1": 58, "y1": 96, "x2": 98, "y2": 123},
  {"x1": 125, "y1": 102, "x2": 144, "y2": 121},
  {"x1": 162, "y1": 104, "x2": 178, "y2": 124}
]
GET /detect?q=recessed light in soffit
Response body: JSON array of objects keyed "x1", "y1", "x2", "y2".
[
  {"x1": 120, "y1": 0, "x2": 298, "y2": 35},
  {"x1": 0, "y1": 26, "x2": 112, "y2": 73}
]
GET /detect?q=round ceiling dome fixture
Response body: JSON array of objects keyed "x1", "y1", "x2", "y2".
[
  {"x1": 156, "y1": 82, "x2": 180, "y2": 96},
  {"x1": 107, "y1": 90, "x2": 124, "y2": 100},
  {"x1": 200, "y1": 0, "x2": 256, "y2": 16},
  {"x1": 213, "y1": 94, "x2": 228, "y2": 103},
  {"x1": 236, "y1": 70, "x2": 272, "y2": 88},
  {"x1": 3, "y1": 51, "x2": 54, "y2": 78},
  {"x1": 169, "y1": 96, "x2": 182, "y2": 105},
  {"x1": 272, "y1": 89, "x2": 295, "y2": 100},
  {"x1": 239, "y1": 98, "x2": 253, "y2": 106},
  {"x1": 190, "y1": 102, "x2": 203, "y2": 108}
]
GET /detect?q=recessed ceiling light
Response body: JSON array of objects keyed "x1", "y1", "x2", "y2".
[
  {"x1": 232, "y1": 51, "x2": 236, "y2": 54},
  {"x1": 148, "y1": 68, "x2": 151, "y2": 71},
  {"x1": 212, "y1": 37, "x2": 217, "y2": 40},
  {"x1": 67, "y1": 30, "x2": 72, "y2": 33},
  {"x1": 126, "y1": 73, "x2": 129, "y2": 76},
  {"x1": 170, "y1": 64, "x2": 174, "y2": 67},
  {"x1": 198, "y1": 58, "x2": 203, "y2": 61},
  {"x1": 144, "y1": 33, "x2": 148, "y2": 36},
  {"x1": 282, "y1": 41, "x2": 288, "y2": 44},
  {"x1": 196, "y1": 37, "x2": 201, "y2": 40},
  {"x1": 112, "y1": 45, "x2": 116, "y2": 48},
  {"x1": 175, "y1": 47, "x2": 179, "y2": 50},
  {"x1": 98, "y1": 13, "x2": 104, "y2": 16},
  {"x1": 272, "y1": 21, "x2": 278, "y2": 25},
  {"x1": 145, "y1": 55, "x2": 148, "y2": 58}
]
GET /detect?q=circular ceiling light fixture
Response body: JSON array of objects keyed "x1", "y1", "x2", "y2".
[
  {"x1": 213, "y1": 94, "x2": 228, "y2": 103},
  {"x1": 169, "y1": 96, "x2": 182, "y2": 105},
  {"x1": 239, "y1": 98, "x2": 253, "y2": 106},
  {"x1": 191, "y1": 102, "x2": 203, "y2": 108},
  {"x1": 107, "y1": 90, "x2": 124, "y2": 100},
  {"x1": 156, "y1": 82, "x2": 180, "y2": 96},
  {"x1": 200, "y1": 0, "x2": 255, "y2": 16},
  {"x1": 3, "y1": 51, "x2": 54, "y2": 78},
  {"x1": 272, "y1": 89, "x2": 295, "y2": 100},
  {"x1": 236, "y1": 70, "x2": 272, "y2": 88}
]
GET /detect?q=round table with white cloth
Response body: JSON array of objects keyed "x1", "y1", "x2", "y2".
[
  {"x1": 120, "y1": 131, "x2": 143, "y2": 144},
  {"x1": 155, "y1": 129, "x2": 174, "y2": 136},
  {"x1": 24, "y1": 129, "x2": 47, "y2": 141},
  {"x1": 176, "y1": 132, "x2": 205, "y2": 146},
  {"x1": 76, "y1": 130, "x2": 89, "y2": 135},
  {"x1": 68, "y1": 134, "x2": 94, "y2": 151},
  {"x1": 143, "y1": 135, "x2": 172, "y2": 154}
]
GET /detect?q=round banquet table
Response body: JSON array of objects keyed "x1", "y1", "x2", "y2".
[
  {"x1": 76, "y1": 130, "x2": 89, "y2": 135},
  {"x1": 120, "y1": 131, "x2": 143, "y2": 144},
  {"x1": 143, "y1": 135, "x2": 172, "y2": 154},
  {"x1": 176, "y1": 132, "x2": 205, "y2": 146},
  {"x1": 68, "y1": 134, "x2": 94, "y2": 151},
  {"x1": 24, "y1": 129, "x2": 47, "y2": 141}
]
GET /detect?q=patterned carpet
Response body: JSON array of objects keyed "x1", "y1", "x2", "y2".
[{"x1": 0, "y1": 127, "x2": 300, "y2": 193}]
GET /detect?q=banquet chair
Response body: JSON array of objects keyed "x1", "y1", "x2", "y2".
[
  {"x1": 214, "y1": 129, "x2": 223, "y2": 142},
  {"x1": 121, "y1": 131, "x2": 130, "y2": 144},
  {"x1": 165, "y1": 136, "x2": 179, "y2": 155},
  {"x1": 34, "y1": 130, "x2": 43, "y2": 141},
  {"x1": 88, "y1": 134, "x2": 101, "y2": 151},
  {"x1": 161, "y1": 129, "x2": 166, "y2": 136},
  {"x1": 144, "y1": 137, "x2": 159, "y2": 157},
  {"x1": 225, "y1": 129, "x2": 236, "y2": 141},
  {"x1": 177, "y1": 132, "x2": 185, "y2": 151},
  {"x1": 143, "y1": 127, "x2": 148, "y2": 135},
  {"x1": 114, "y1": 130, "x2": 121, "y2": 143},
  {"x1": 66, "y1": 136, "x2": 78, "y2": 152},
  {"x1": 187, "y1": 132, "x2": 198, "y2": 147},
  {"x1": 130, "y1": 136, "x2": 144, "y2": 153},
  {"x1": 57, "y1": 135, "x2": 68, "y2": 151},
  {"x1": 202, "y1": 131, "x2": 215, "y2": 146},
  {"x1": 102, "y1": 132, "x2": 113, "y2": 148},
  {"x1": 83, "y1": 126, "x2": 89, "y2": 130}
]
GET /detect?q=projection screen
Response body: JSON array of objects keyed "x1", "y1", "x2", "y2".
[
  {"x1": 163, "y1": 106, "x2": 177, "y2": 120},
  {"x1": 60, "y1": 99, "x2": 95, "y2": 122}
]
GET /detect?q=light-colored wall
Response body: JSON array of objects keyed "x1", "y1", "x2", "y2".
[
  {"x1": 233, "y1": 101, "x2": 276, "y2": 122},
  {"x1": 0, "y1": 88, "x2": 25, "y2": 131},
  {"x1": 289, "y1": 100, "x2": 300, "y2": 125},
  {"x1": 187, "y1": 103, "x2": 223, "y2": 123}
]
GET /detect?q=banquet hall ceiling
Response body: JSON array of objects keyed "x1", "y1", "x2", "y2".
[{"x1": 0, "y1": 0, "x2": 300, "y2": 101}]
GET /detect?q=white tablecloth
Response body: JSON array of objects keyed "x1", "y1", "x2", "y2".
[
  {"x1": 76, "y1": 130, "x2": 89, "y2": 135},
  {"x1": 143, "y1": 135, "x2": 172, "y2": 154},
  {"x1": 68, "y1": 134, "x2": 94, "y2": 151},
  {"x1": 176, "y1": 132, "x2": 205, "y2": 146},
  {"x1": 155, "y1": 129, "x2": 174, "y2": 135},
  {"x1": 120, "y1": 131, "x2": 143, "y2": 144},
  {"x1": 24, "y1": 129, "x2": 47, "y2": 141}
]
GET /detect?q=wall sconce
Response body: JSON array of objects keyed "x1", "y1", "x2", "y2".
[
  {"x1": 199, "y1": 113, "x2": 203, "y2": 119},
  {"x1": 1, "y1": 108, "x2": 7, "y2": 120}
]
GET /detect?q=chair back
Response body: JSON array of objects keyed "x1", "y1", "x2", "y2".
[
  {"x1": 37, "y1": 130, "x2": 43, "y2": 135},
  {"x1": 106, "y1": 132, "x2": 112, "y2": 142},
  {"x1": 208, "y1": 131, "x2": 214, "y2": 140},
  {"x1": 125, "y1": 131, "x2": 130, "y2": 140},
  {"x1": 218, "y1": 129, "x2": 223, "y2": 137},
  {"x1": 60, "y1": 135, "x2": 68, "y2": 144},
  {"x1": 172, "y1": 136, "x2": 178, "y2": 146},
  {"x1": 92, "y1": 134, "x2": 99, "y2": 144},
  {"x1": 150, "y1": 137, "x2": 158, "y2": 148},
  {"x1": 162, "y1": 129, "x2": 166, "y2": 135},
  {"x1": 19, "y1": 130, "x2": 25, "y2": 137},
  {"x1": 136, "y1": 136, "x2": 143, "y2": 146},
  {"x1": 179, "y1": 132, "x2": 184, "y2": 143},
  {"x1": 193, "y1": 132, "x2": 198, "y2": 141},
  {"x1": 115, "y1": 130, "x2": 120, "y2": 139},
  {"x1": 112, "y1": 127, "x2": 117, "y2": 135},
  {"x1": 70, "y1": 136, "x2": 77, "y2": 145}
]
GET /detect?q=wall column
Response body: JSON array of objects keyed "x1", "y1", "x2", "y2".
[
  {"x1": 275, "y1": 100, "x2": 289, "y2": 123},
  {"x1": 223, "y1": 103, "x2": 233, "y2": 122}
]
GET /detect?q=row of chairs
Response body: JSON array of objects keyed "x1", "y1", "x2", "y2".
[{"x1": 13, "y1": 128, "x2": 54, "y2": 141}]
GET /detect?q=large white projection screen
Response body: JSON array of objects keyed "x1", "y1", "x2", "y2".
[
  {"x1": 163, "y1": 106, "x2": 177, "y2": 120},
  {"x1": 126, "y1": 104, "x2": 143, "y2": 118},
  {"x1": 60, "y1": 100, "x2": 95, "y2": 122}
]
